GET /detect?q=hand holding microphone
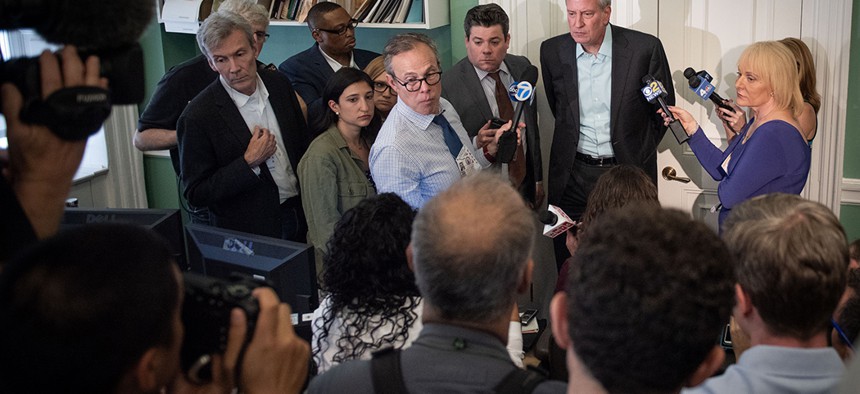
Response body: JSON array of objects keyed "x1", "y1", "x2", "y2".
[
  {"x1": 641, "y1": 75, "x2": 688, "y2": 144},
  {"x1": 683, "y1": 67, "x2": 735, "y2": 113},
  {"x1": 495, "y1": 65, "x2": 539, "y2": 163},
  {"x1": 539, "y1": 205, "x2": 576, "y2": 238}
]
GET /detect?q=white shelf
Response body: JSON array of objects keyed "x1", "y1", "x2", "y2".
[{"x1": 159, "y1": 0, "x2": 449, "y2": 31}]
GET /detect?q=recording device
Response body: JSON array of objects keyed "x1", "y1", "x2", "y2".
[
  {"x1": 0, "y1": 0, "x2": 153, "y2": 140},
  {"x1": 539, "y1": 205, "x2": 576, "y2": 238},
  {"x1": 683, "y1": 67, "x2": 735, "y2": 113},
  {"x1": 720, "y1": 323, "x2": 733, "y2": 349},
  {"x1": 181, "y1": 272, "x2": 267, "y2": 384},
  {"x1": 640, "y1": 75, "x2": 688, "y2": 144},
  {"x1": 492, "y1": 117, "x2": 517, "y2": 164},
  {"x1": 495, "y1": 65, "x2": 539, "y2": 164},
  {"x1": 520, "y1": 308, "x2": 538, "y2": 326},
  {"x1": 683, "y1": 67, "x2": 712, "y2": 83}
]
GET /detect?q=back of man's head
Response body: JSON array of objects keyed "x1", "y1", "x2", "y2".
[
  {"x1": 411, "y1": 174, "x2": 535, "y2": 324},
  {"x1": 567, "y1": 204, "x2": 734, "y2": 394},
  {"x1": 0, "y1": 224, "x2": 180, "y2": 394},
  {"x1": 723, "y1": 193, "x2": 848, "y2": 340}
]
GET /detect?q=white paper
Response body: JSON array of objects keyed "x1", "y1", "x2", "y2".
[{"x1": 162, "y1": 0, "x2": 204, "y2": 34}]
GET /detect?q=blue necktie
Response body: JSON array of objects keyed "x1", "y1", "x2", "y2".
[{"x1": 433, "y1": 114, "x2": 463, "y2": 159}]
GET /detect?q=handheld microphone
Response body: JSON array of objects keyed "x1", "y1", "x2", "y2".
[
  {"x1": 539, "y1": 205, "x2": 576, "y2": 238},
  {"x1": 497, "y1": 65, "x2": 538, "y2": 164},
  {"x1": 683, "y1": 67, "x2": 713, "y2": 83},
  {"x1": 684, "y1": 67, "x2": 735, "y2": 113},
  {"x1": 641, "y1": 75, "x2": 688, "y2": 144}
]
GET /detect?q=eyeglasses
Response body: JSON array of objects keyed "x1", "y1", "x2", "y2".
[
  {"x1": 392, "y1": 71, "x2": 443, "y2": 92},
  {"x1": 373, "y1": 81, "x2": 397, "y2": 95},
  {"x1": 254, "y1": 31, "x2": 270, "y2": 40},
  {"x1": 832, "y1": 318, "x2": 855, "y2": 351},
  {"x1": 314, "y1": 19, "x2": 359, "y2": 36}
]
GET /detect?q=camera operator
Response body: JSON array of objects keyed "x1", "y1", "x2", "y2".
[
  {"x1": 0, "y1": 46, "x2": 106, "y2": 262},
  {"x1": 0, "y1": 223, "x2": 310, "y2": 394}
]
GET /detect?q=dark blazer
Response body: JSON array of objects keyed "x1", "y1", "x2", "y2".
[
  {"x1": 278, "y1": 43, "x2": 379, "y2": 127},
  {"x1": 177, "y1": 69, "x2": 310, "y2": 238},
  {"x1": 441, "y1": 54, "x2": 543, "y2": 203},
  {"x1": 540, "y1": 25, "x2": 674, "y2": 205}
]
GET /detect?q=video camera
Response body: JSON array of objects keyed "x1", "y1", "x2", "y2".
[{"x1": 0, "y1": 0, "x2": 153, "y2": 140}]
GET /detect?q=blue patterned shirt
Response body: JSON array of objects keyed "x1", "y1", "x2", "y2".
[{"x1": 369, "y1": 97, "x2": 491, "y2": 209}]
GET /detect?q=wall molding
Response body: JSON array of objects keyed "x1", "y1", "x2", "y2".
[
  {"x1": 842, "y1": 178, "x2": 860, "y2": 206},
  {"x1": 797, "y1": 0, "x2": 852, "y2": 217}
]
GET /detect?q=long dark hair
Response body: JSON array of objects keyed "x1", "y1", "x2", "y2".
[
  {"x1": 310, "y1": 67, "x2": 382, "y2": 137},
  {"x1": 314, "y1": 193, "x2": 419, "y2": 365}
]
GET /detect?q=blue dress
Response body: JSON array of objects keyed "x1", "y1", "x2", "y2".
[{"x1": 688, "y1": 118, "x2": 811, "y2": 227}]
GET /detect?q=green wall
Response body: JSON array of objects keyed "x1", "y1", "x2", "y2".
[
  {"x1": 139, "y1": 2, "x2": 466, "y2": 209},
  {"x1": 841, "y1": 0, "x2": 860, "y2": 242}
]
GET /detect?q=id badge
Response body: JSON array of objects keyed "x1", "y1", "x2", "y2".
[{"x1": 456, "y1": 147, "x2": 481, "y2": 177}]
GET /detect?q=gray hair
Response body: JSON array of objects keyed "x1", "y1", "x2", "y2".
[
  {"x1": 382, "y1": 33, "x2": 439, "y2": 76},
  {"x1": 598, "y1": 0, "x2": 612, "y2": 7},
  {"x1": 197, "y1": 11, "x2": 254, "y2": 59},
  {"x1": 411, "y1": 174, "x2": 535, "y2": 323},
  {"x1": 218, "y1": 0, "x2": 270, "y2": 30},
  {"x1": 723, "y1": 193, "x2": 848, "y2": 339}
]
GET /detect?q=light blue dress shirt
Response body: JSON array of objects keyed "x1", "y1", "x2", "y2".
[
  {"x1": 576, "y1": 26, "x2": 613, "y2": 158},
  {"x1": 369, "y1": 97, "x2": 491, "y2": 209}
]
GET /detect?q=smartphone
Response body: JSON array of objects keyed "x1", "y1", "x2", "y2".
[
  {"x1": 520, "y1": 309, "x2": 538, "y2": 326},
  {"x1": 489, "y1": 117, "x2": 507, "y2": 129}
]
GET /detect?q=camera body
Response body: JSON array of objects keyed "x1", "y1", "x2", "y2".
[{"x1": 180, "y1": 272, "x2": 267, "y2": 384}]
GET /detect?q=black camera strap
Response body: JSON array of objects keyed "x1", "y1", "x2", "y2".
[
  {"x1": 370, "y1": 347, "x2": 548, "y2": 394},
  {"x1": 20, "y1": 86, "x2": 111, "y2": 141}
]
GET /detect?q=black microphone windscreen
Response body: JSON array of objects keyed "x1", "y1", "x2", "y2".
[
  {"x1": 522, "y1": 65, "x2": 539, "y2": 85},
  {"x1": 538, "y1": 210, "x2": 558, "y2": 226},
  {"x1": 641, "y1": 75, "x2": 654, "y2": 84},
  {"x1": 683, "y1": 67, "x2": 696, "y2": 79},
  {"x1": 34, "y1": 0, "x2": 155, "y2": 49},
  {"x1": 687, "y1": 75, "x2": 700, "y2": 88}
]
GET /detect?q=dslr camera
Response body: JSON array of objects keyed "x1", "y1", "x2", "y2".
[{"x1": 181, "y1": 272, "x2": 269, "y2": 384}]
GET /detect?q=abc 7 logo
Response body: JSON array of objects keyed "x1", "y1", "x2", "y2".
[{"x1": 512, "y1": 82, "x2": 533, "y2": 102}]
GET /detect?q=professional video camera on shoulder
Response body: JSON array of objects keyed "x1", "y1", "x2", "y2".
[{"x1": 0, "y1": 0, "x2": 153, "y2": 140}]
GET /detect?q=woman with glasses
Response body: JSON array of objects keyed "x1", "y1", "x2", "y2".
[
  {"x1": 298, "y1": 68, "x2": 381, "y2": 276},
  {"x1": 363, "y1": 56, "x2": 397, "y2": 121}
]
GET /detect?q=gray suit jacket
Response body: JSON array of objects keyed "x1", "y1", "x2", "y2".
[
  {"x1": 441, "y1": 54, "x2": 543, "y2": 203},
  {"x1": 540, "y1": 25, "x2": 673, "y2": 205}
]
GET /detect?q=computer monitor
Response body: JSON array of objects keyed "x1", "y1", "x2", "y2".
[
  {"x1": 184, "y1": 223, "x2": 319, "y2": 323},
  {"x1": 61, "y1": 208, "x2": 186, "y2": 270}
]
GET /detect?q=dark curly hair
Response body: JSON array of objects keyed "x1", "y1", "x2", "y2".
[
  {"x1": 314, "y1": 193, "x2": 419, "y2": 366},
  {"x1": 568, "y1": 204, "x2": 734, "y2": 393}
]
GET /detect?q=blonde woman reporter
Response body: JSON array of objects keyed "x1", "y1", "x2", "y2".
[{"x1": 665, "y1": 41, "x2": 810, "y2": 229}]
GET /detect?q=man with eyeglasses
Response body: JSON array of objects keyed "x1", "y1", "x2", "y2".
[
  {"x1": 682, "y1": 193, "x2": 847, "y2": 394},
  {"x1": 369, "y1": 33, "x2": 518, "y2": 209},
  {"x1": 278, "y1": 2, "x2": 379, "y2": 128}
]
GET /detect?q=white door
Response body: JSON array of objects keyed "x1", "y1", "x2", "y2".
[{"x1": 655, "y1": 0, "x2": 802, "y2": 231}]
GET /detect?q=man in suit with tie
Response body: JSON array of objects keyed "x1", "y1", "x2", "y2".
[
  {"x1": 541, "y1": 0, "x2": 673, "y2": 269},
  {"x1": 178, "y1": 11, "x2": 310, "y2": 241},
  {"x1": 441, "y1": 4, "x2": 544, "y2": 209},
  {"x1": 278, "y1": 2, "x2": 379, "y2": 128}
]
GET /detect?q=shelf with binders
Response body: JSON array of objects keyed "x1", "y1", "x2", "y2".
[{"x1": 158, "y1": 0, "x2": 449, "y2": 33}]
